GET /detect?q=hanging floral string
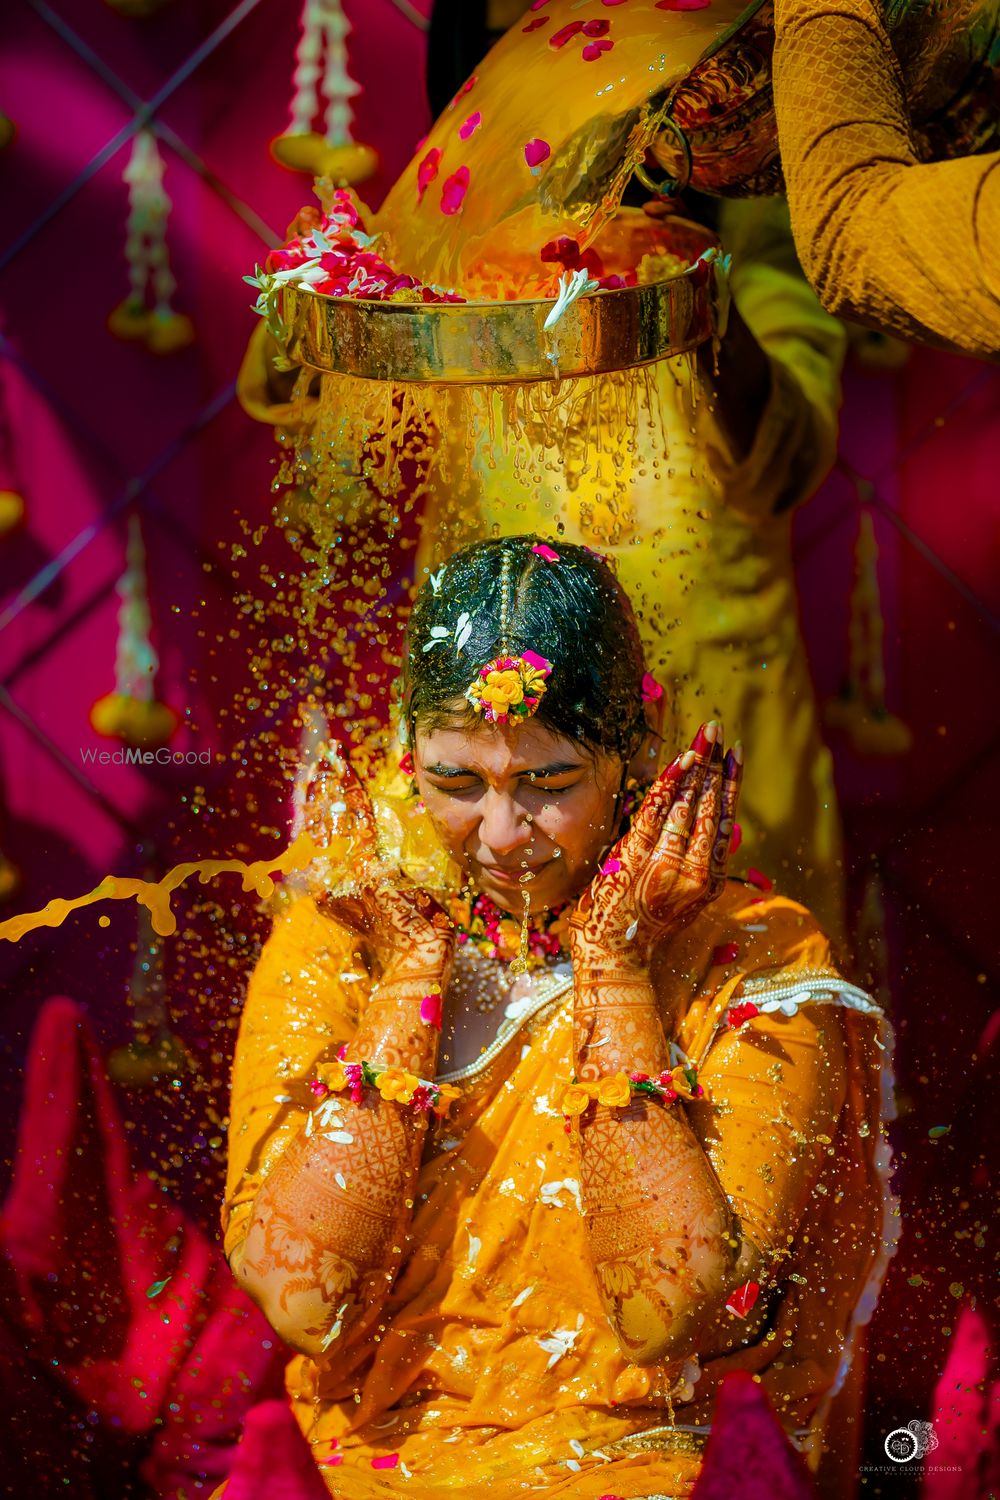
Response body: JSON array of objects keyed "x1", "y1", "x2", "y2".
[
  {"x1": 90, "y1": 513, "x2": 178, "y2": 748},
  {"x1": 271, "y1": 0, "x2": 377, "y2": 184},
  {"x1": 824, "y1": 501, "x2": 912, "y2": 756},
  {"x1": 108, "y1": 130, "x2": 194, "y2": 355}
]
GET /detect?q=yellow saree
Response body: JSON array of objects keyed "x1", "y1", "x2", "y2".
[{"x1": 223, "y1": 804, "x2": 898, "y2": 1499}]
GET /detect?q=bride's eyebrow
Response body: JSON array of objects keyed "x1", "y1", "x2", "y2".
[{"x1": 423, "y1": 762, "x2": 582, "y2": 778}]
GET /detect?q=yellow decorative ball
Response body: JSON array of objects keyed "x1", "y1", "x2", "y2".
[
  {"x1": 0, "y1": 490, "x2": 25, "y2": 535},
  {"x1": 270, "y1": 132, "x2": 378, "y2": 185},
  {"x1": 90, "y1": 693, "x2": 179, "y2": 748}
]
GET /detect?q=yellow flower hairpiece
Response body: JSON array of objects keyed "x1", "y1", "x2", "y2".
[{"x1": 466, "y1": 652, "x2": 552, "y2": 726}]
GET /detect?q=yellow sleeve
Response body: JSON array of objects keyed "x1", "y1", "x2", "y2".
[
  {"x1": 222, "y1": 893, "x2": 369, "y2": 1263},
  {"x1": 702, "y1": 196, "x2": 847, "y2": 519},
  {"x1": 773, "y1": 0, "x2": 1000, "y2": 358},
  {"x1": 677, "y1": 891, "x2": 852, "y2": 1274}
]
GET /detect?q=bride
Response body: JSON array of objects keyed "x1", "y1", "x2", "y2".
[{"x1": 221, "y1": 536, "x2": 896, "y2": 1498}]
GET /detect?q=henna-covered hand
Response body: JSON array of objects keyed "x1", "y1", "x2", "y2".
[
  {"x1": 570, "y1": 722, "x2": 743, "y2": 968},
  {"x1": 300, "y1": 744, "x2": 455, "y2": 972}
]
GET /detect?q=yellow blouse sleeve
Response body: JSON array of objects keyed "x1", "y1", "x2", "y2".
[
  {"x1": 222, "y1": 893, "x2": 368, "y2": 1264},
  {"x1": 773, "y1": 0, "x2": 1000, "y2": 358},
  {"x1": 705, "y1": 196, "x2": 847, "y2": 520},
  {"x1": 677, "y1": 892, "x2": 853, "y2": 1275}
]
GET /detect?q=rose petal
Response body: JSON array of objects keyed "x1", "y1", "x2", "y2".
[
  {"x1": 419, "y1": 993, "x2": 443, "y2": 1031},
  {"x1": 549, "y1": 21, "x2": 583, "y2": 48},
  {"x1": 712, "y1": 942, "x2": 740, "y2": 966},
  {"x1": 725, "y1": 1280, "x2": 760, "y2": 1318},
  {"x1": 531, "y1": 542, "x2": 560, "y2": 561},
  {"x1": 524, "y1": 138, "x2": 551, "y2": 168},
  {"x1": 641, "y1": 672, "x2": 663, "y2": 703},
  {"x1": 601, "y1": 857, "x2": 622, "y2": 875},
  {"x1": 523, "y1": 15, "x2": 547, "y2": 29},
  {"x1": 440, "y1": 165, "x2": 470, "y2": 215},
  {"x1": 452, "y1": 75, "x2": 476, "y2": 104},
  {"x1": 521, "y1": 649, "x2": 551, "y2": 673},
  {"x1": 530, "y1": 0, "x2": 549, "y2": 8},
  {"x1": 747, "y1": 867, "x2": 773, "y2": 892},
  {"x1": 582, "y1": 39, "x2": 613, "y2": 59},
  {"x1": 417, "y1": 147, "x2": 442, "y2": 203},
  {"x1": 582, "y1": 18, "x2": 610, "y2": 35},
  {"x1": 729, "y1": 821, "x2": 743, "y2": 854},
  {"x1": 459, "y1": 110, "x2": 481, "y2": 140},
  {"x1": 371, "y1": 1453, "x2": 400, "y2": 1469},
  {"x1": 657, "y1": 0, "x2": 711, "y2": 8}
]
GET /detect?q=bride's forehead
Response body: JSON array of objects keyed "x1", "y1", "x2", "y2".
[{"x1": 415, "y1": 720, "x2": 587, "y2": 775}]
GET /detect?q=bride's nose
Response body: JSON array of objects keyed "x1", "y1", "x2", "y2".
[{"x1": 477, "y1": 789, "x2": 534, "y2": 858}]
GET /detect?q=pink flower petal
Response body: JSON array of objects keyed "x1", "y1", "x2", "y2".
[
  {"x1": 641, "y1": 672, "x2": 663, "y2": 703},
  {"x1": 452, "y1": 75, "x2": 477, "y2": 104},
  {"x1": 657, "y1": 0, "x2": 711, "y2": 8},
  {"x1": 524, "y1": 138, "x2": 551, "y2": 168},
  {"x1": 531, "y1": 542, "x2": 560, "y2": 561},
  {"x1": 747, "y1": 867, "x2": 773, "y2": 892},
  {"x1": 440, "y1": 165, "x2": 470, "y2": 215},
  {"x1": 371, "y1": 1453, "x2": 400, "y2": 1470},
  {"x1": 582, "y1": 18, "x2": 610, "y2": 35},
  {"x1": 523, "y1": 15, "x2": 547, "y2": 29},
  {"x1": 729, "y1": 821, "x2": 743, "y2": 854},
  {"x1": 419, "y1": 993, "x2": 443, "y2": 1031},
  {"x1": 712, "y1": 942, "x2": 740, "y2": 967},
  {"x1": 549, "y1": 21, "x2": 583, "y2": 48},
  {"x1": 582, "y1": 39, "x2": 613, "y2": 59},
  {"x1": 459, "y1": 110, "x2": 481, "y2": 140},
  {"x1": 417, "y1": 147, "x2": 442, "y2": 203},
  {"x1": 725, "y1": 1280, "x2": 760, "y2": 1318},
  {"x1": 601, "y1": 857, "x2": 622, "y2": 875},
  {"x1": 529, "y1": 0, "x2": 549, "y2": 8},
  {"x1": 521, "y1": 650, "x2": 551, "y2": 674}
]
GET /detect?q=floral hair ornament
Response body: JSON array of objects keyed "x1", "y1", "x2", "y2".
[{"x1": 464, "y1": 545, "x2": 553, "y2": 727}]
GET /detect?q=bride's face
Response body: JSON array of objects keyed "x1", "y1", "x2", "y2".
[{"x1": 414, "y1": 717, "x2": 623, "y2": 915}]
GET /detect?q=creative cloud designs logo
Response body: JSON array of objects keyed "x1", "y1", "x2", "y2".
[{"x1": 884, "y1": 1420, "x2": 939, "y2": 1463}]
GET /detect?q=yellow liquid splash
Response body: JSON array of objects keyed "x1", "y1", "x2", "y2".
[{"x1": 0, "y1": 831, "x2": 323, "y2": 944}]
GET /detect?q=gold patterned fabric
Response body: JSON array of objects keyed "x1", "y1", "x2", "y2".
[
  {"x1": 221, "y1": 793, "x2": 898, "y2": 1498},
  {"x1": 773, "y1": 0, "x2": 1000, "y2": 357}
]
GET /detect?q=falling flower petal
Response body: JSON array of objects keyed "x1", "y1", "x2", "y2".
[
  {"x1": 440, "y1": 165, "x2": 470, "y2": 215},
  {"x1": 529, "y1": 0, "x2": 549, "y2": 8},
  {"x1": 524, "y1": 138, "x2": 551, "y2": 168},
  {"x1": 582, "y1": 18, "x2": 610, "y2": 34},
  {"x1": 602, "y1": 857, "x2": 622, "y2": 875},
  {"x1": 523, "y1": 15, "x2": 547, "y2": 29},
  {"x1": 928, "y1": 1124, "x2": 952, "y2": 1139},
  {"x1": 729, "y1": 821, "x2": 743, "y2": 853},
  {"x1": 747, "y1": 867, "x2": 773, "y2": 892},
  {"x1": 712, "y1": 942, "x2": 740, "y2": 966},
  {"x1": 521, "y1": 650, "x2": 552, "y2": 674},
  {"x1": 146, "y1": 1277, "x2": 172, "y2": 1299},
  {"x1": 420, "y1": 993, "x2": 443, "y2": 1030},
  {"x1": 582, "y1": 39, "x2": 614, "y2": 59},
  {"x1": 641, "y1": 672, "x2": 663, "y2": 703},
  {"x1": 727, "y1": 1000, "x2": 760, "y2": 1030},
  {"x1": 398, "y1": 752, "x2": 414, "y2": 776},
  {"x1": 452, "y1": 75, "x2": 477, "y2": 104},
  {"x1": 549, "y1": 21, "x2": 583, "y2": 47},
  {"x1": 459, "y1": 111, "x2": 482, "y2": 140},
  {"x1": 371, "y1": 1454, "x2": 400, "y2": 1470},
  {"x1": 417, "y1": 147, "x2": 442, "y2": 204},
  {"x1": 657, "y1": 0, "x2": 711, "y2": 8},
  {"x1": 725, "y1": 1280, "x2": 760, "y2": 1318},
  {"x1": 531, "y1": 543, "x2": 560, "y2": 561}
]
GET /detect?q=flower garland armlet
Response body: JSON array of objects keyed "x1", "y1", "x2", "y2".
[{"x1": 311, "y1": 1056, "x2": 461, "y2": 1118}]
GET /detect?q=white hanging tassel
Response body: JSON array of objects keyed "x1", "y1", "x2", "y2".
[
  {"x1": 108, "y1": 129, "x2": 193, "y2": 353},
  {"x1": 272, "y1": 0, "x2": 376, "y2": 184}
]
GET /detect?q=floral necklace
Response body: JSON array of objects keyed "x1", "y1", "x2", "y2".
[{"x1": 447, "y1": 889, "x2": 571, "y2": 975}]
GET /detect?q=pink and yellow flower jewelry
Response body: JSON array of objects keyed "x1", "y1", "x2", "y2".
[
  {"x1": 311, "y1": 1059, "x2": 460, "y2": 1118},
  {"x1": 465, "y1": 651, "x2": 552, "y2": 726},
  {"x1": 558, "y1": 1062, "x2": 706, "y2": 1126}
]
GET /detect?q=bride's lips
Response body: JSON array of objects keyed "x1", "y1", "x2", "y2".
[{"x1": 478, "y1": 860, "x2": 551, "y2": 886}]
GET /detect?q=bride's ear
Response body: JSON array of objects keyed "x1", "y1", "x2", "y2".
[{"x1": 627, "y1": 688, "x2": 669, "y2": 782}]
